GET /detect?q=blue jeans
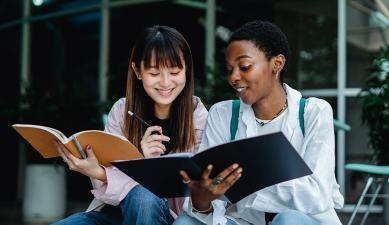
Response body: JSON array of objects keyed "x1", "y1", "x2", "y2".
[
  {"x1": 271, "y1": 210, "x2": 319, "y2": 225},
  {"x1": 173, "y1": 210, "x2": 319, "y2": 225},
  {"x1": 173, "y1": 213, "x2": 237, "y2": 225},
  {"x1": 51, "y1": 185, "x2": 174, "y2": 225}
]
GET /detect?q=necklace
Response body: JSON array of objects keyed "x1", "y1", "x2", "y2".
[{"x1": 256, "y1": 100, "x2": 288, "y2": 126}]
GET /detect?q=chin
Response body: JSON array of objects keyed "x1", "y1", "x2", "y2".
[{"x1": 155, "y1": 96, "x2": 176, "y2": 105}]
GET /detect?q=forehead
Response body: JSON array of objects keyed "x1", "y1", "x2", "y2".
[
  {"x1": 226, "y1": 40, "x2": 264, "y2": 61},
  {"x1": 142, "y1": 49, "x2": 184, "y2": 68}
]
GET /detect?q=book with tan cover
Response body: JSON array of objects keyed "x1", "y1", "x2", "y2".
[{"x1": 12, "y1": 124, "x2": 143, "y2": 167}]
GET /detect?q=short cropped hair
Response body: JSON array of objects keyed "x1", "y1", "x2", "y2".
[{"x1": 228, "y1": 20, "x2": 290, "y2": 83}]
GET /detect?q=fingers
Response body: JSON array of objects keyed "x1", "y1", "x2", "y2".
[
  {"x1": 141, "y1": 127, "x2": 170, "y2": 157},
  {"x1": 54, "y1": 140, "x2": 72, "y2": 163},
  {"x1": 218, "y1": 167, "x2": 242, "y2": 189},
  {"x1": 217, "y1": 163, "x2": 239, "y2": 180},
  {"x1": 142, "y1": 139, "x2": 167, "y2": 151},
  {"x1": 201, "y1": 164, "x2": 213, "y2": 180},
  {"x1": 143, "y1": 126, "x2": 163, "y2": 137},
  {"x1": 148, "y1": 148, "x2": 165, "y2": 157},
  {"x1": 210, "y1": 164, "x2": 242, "y2": 191},
  {"x1": 179, "y1": 170, "x2": 191, "y2": 183},
  {"x1": 141, "y1": 142, "x2": 166, "y2": 157},
  {"x1": 145, "y1": 134, "x2": 170, "y2": 142}
]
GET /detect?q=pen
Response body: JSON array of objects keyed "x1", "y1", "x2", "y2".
[
  {"x1": 127, "y1": 110, "x2": 152, "y2": 128},
  {"x1": 72, "y1": 136, "x2": 87, "y2": 159}
]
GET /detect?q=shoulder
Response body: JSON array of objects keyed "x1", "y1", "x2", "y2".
[
  {"x1": 305, "y1": 97, "x2": 334, "y2": 126},
  {"x1": 306, "y1": 97, "x2": 333, "y2": 115},
  {"x1": 109, "y1": 97, "x2": 126, "y2": 112},
  {"x1": 107, "y1": 97, "x2": 126, "y2": 121},
  {"x1": 192, "y1": 96, "x2": 208, "y2": 130},
  {"x1": 208, "y1": 100, "x2": 234, "y2": 115}
]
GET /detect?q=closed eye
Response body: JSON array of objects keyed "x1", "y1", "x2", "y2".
[
  {"x1": 170, "y1": 71, "x2": 181, "y2": 75},
  {"x1": 240, "y1": 65, "x2": 251, "y2": 72}
]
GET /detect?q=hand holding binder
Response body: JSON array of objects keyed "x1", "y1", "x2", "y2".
[{"x1": 112, "y1": 132, "x2": 312, "y2": 203}]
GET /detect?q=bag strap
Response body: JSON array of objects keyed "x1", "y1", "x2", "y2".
[
  {"x1": 230, "y1": 100, "x2": 240, "y2": 141},
  {"x1": 299, "y1": 97, "x2": 306, "y2": 136},
  {"x1": 230, "y1": 98, "x2": 306, "y2": 140}
]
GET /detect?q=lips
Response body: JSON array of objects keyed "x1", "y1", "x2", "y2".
[
  {"x1": 235, "y1": 87, "x2": 247, "y2": 92},
  {"x1": 233, "y1": 86, "x2": 248, "y2": 98},
  {"x1": 156, "y1": 88, "x2": 174, "y2": 96}
]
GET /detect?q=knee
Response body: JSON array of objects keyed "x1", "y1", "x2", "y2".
[
  {"x1": 271, "y1": 210, "x2": 313, "y2": 225},
  {"x1": 122, "y1": 185, "x2": 163, "y2": 209},
  {"x1": 173, "y1": 213, "x2": 203, "y2": 225}
]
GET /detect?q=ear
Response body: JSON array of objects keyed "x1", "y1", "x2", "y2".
[
  {"x1": 131, "y1": 62, "x2": 141, "y2": 80},
  {"x1": 271, "y1": 54, "x2": 286, "y2": 76}
]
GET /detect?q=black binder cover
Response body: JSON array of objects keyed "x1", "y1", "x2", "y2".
[{"x1": 112, "y1": 132, "x2": 312, "y2": 203}]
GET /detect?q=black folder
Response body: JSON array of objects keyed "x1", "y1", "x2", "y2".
[{"x1": 112, "y1": 132, "x2": 312, "y2": 203}]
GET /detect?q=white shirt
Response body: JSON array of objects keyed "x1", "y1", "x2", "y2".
[{"x1": 183, "y1": 84, "x2": 344, "y2": 225}]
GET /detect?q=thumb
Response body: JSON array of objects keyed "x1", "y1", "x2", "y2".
[{"x1": 85, "y1": 145, "x2": 96, "y2": 159}]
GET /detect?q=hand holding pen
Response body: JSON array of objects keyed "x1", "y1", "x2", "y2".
[{"x1": 128, "y1": 111, "x2": 170, "y2": 157}]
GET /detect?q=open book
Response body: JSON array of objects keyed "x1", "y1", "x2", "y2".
[
  {"x1": 12, "y1": 124, "x2": 143, "y2": 167},
  {"x1": 112, "y1": 132, "x2": 312, "y2": 203}
]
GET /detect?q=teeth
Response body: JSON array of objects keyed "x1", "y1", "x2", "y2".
[
  {"x1": 236, "y1": 87, "x2": 246, "y2": 92},
  {"x1": 157, "y1": 89, "x2": 173, "y2": 95}
]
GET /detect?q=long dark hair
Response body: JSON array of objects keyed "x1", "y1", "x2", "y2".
[{"x1": 124, "y1": 25, "x2": 195, "y2": 152}]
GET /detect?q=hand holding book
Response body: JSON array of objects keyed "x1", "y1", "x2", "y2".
[
  {"x1": 180, "y1": 163, "x2": 243, "y2": 212},
  {"x1": 12, "y1": 124, "x2": 143, "y2": 167},
  {"x1": 54, "y1": 141, "x2": 108, "y2": 181},
  {"x1": 112, "y1": 132, "x2": 313, "y2": 203}
]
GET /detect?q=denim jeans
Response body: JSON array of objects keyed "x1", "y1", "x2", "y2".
[
  {"x1": 270, "y1": 210, "x2": 319, "y2": 225},
  {"x1": 51, "y1": 185, "x2": 174, "y2": 225},
  {"x1": 172, "y1": 213, "x2": 238, "y2": 225},
  {"x1": 173, "y1": 210, "x2": 319, "y2": 225}
]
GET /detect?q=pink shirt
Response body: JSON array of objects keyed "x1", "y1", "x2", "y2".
[{"x1": 86, "y1": 96, "x2": 208, "y2": 218}]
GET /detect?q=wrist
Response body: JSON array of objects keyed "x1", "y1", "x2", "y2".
[
  {"x1": 92, "y1": 166, "x2": 107, "y2": 182},
  {"x1": 192, "y1": 201, "x2": 213, "y2": 214}
]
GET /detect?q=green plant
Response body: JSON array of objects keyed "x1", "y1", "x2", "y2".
[
  {"x1": 195, "y1": 63, "x2": 236, "y2": 108},
  {"x1": 360, "y1": 46, "x2": 389, "y2": 164}
]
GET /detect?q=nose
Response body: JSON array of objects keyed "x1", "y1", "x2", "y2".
[
  {"x1": 159, "y1": 71, "x2": 171, "y2": 87},
  {"x1": 228, "y1": 68, "x2": 241, "y2": 85}
]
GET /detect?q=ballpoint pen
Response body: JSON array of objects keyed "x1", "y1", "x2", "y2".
[
  {"x1": 72, "y1": 136, "x2": 87, "y2": 159},
  {"x1": 127, "y1": 110, "x2": 151, "y2": 128}
]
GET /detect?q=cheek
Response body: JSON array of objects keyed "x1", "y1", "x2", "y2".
[
  {"x1": 141, "y1": 77, "x2": 154, "y2": 89},
  {"x1": 174, "y1": 74, "x2": 186, "y2": 88}
]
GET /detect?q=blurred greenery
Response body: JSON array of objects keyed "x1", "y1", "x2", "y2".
[
  {"x1": 360, "y1": 46, "x2": 389, "y2": 164},
  {"x1": 17, "y1": 83, "x2": 105, "y2": 164},
  {"x1": 195, "y1": 63, "x2": 236, "y2": 109}
]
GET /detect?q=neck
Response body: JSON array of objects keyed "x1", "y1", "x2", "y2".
[
  {"x1": 154, "y1": 103, "x2": 171, "y2": 119},
  {"x1": 252, "y1": 84, "x2": 287, "y2": 120}
]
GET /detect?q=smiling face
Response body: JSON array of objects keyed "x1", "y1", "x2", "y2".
[
  {"x1": 226, "y1": 40, "x2": 283, "y2": 105},
  {"x1": 133, "y1": 52, "x2": 186, "y2": 111}
]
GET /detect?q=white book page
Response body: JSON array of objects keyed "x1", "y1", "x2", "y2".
[{"x1": 13, "y1": 124, "x2": 68, "y2": 142}]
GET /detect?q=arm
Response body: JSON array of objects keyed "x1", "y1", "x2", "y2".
[
  {"x1": 251, "y1": 99, "x2": 344, "y2": 214},
  {"x1": 89, "y1": 98, "x2": 138, "y2": 205},
  {"x1": 183, "y1": 102, "x2": 238, "y2": 224}
]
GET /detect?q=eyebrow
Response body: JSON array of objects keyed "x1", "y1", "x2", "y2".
[
  {"x1": 226, "y1": 55, "x2": 252, "y2": 65},
  {"x1": 235, "y1": 55, "x2": 251, "y2": 60}
]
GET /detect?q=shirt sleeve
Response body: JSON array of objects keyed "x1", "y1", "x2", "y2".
[
  {"x1": 89, "y1": 98, "x2": 139, "y2": 205},
  {"x1": 198, "y1": 102, "x2": 230, "y2": 151},
  {"x1": 250, "y1": 99, "x2": 344, "y2": 214},
  {"x1": 184, "y1": 197, "x2": 230, "y2": 225},
  {"x1": 186, "y1": 102, "x2": 233, "y2": 224}
]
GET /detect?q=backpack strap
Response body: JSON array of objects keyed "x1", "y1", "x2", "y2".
[
  {"x1": 299, "y1": 97, "x2": 306, "y2": 136},
  {"x1": 230, "y1": 98, "x2": 306, "y2": 139},
  {"x1": 230, "y1": 100, "x2": 240, "y2": 141}
]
